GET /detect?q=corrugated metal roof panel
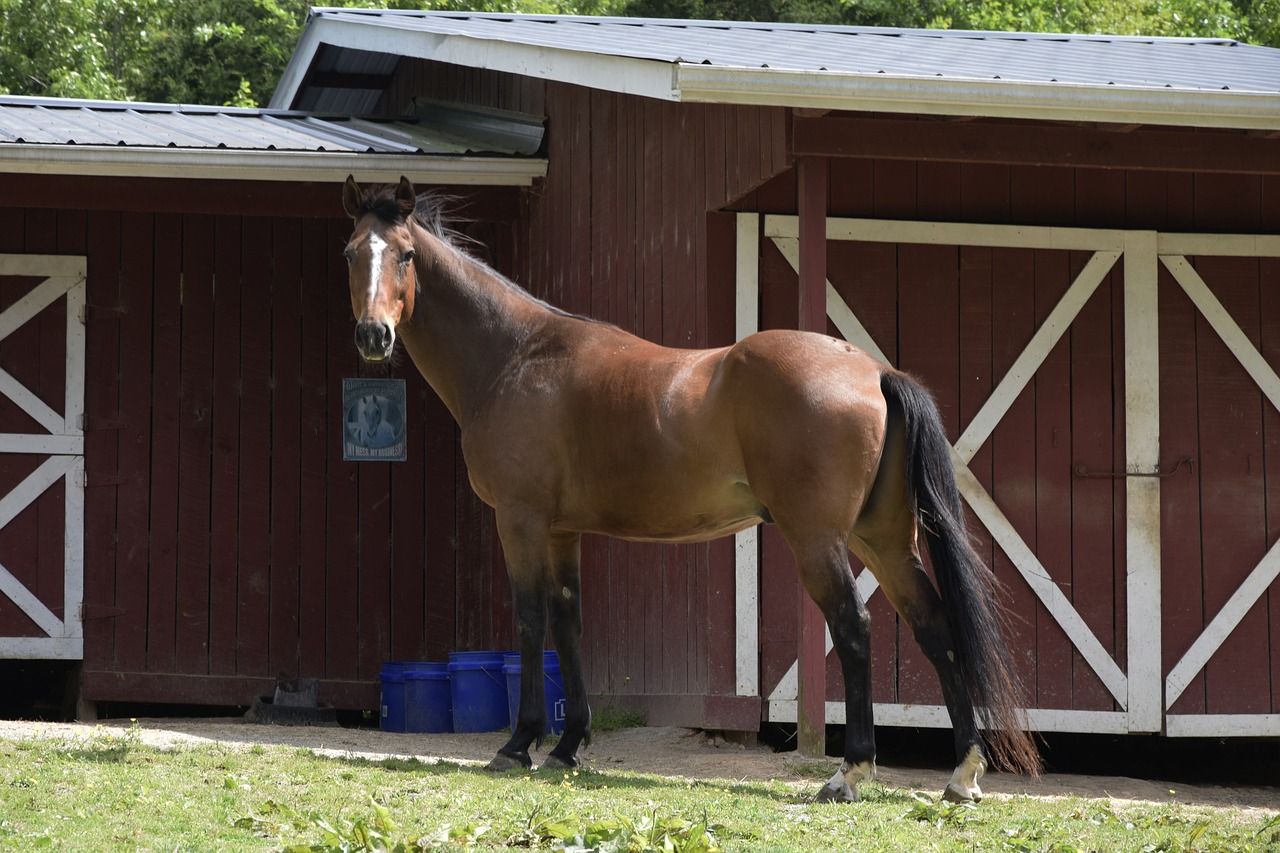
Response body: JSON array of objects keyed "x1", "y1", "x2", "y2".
[
  {"x1": 0, "y1": 96, "x2": 542, "y2": 156},
  {"x1": 303, "y1": 10, "x2": 1280, "y2": 94}
]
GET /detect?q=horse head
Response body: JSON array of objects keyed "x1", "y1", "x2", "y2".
[{"x1": 342, "y1": 175, "x2": 419, "y2": 362}]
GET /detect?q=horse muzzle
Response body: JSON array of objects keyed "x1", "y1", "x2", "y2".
[{"x1": 354, "y1": 319, "x2": 395, "y2": 362}]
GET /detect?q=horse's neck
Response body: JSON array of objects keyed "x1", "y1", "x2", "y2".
[{"x1": 398, "y1": 226, "x2": 546, "y2": 426}]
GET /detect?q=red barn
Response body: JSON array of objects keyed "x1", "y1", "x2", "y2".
[{"x1": 3, "y1": 14, "x2": 1280, "y2": 741}]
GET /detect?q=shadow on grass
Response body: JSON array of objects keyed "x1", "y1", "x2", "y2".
[
  {"x1": 286, "y1": 747, "x2": 925, "y2": 813},
  {"x1": 65, "y1": 743, "x2": 132, "y2": 764},
  {"x1": 297, "y1": 747, "x2": 827, "y2": 804}
]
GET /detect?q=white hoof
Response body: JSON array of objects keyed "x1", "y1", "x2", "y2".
[
  {"x1": 943, "y1": 745, "x2": 986, "y2": 803},
  {"x1": 814, "y1": 760, "x2": 874, "y2": 803}
]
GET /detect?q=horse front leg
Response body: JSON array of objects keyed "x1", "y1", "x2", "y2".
[
  {"x1": 542, "y1": 532, "x2": 591, "y2": 770},
  {"x1": 486, "y1": 516, "x2": 551, "y2": 772}
]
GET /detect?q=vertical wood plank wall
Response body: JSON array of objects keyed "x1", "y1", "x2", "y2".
[{"x1": 0, "y1": 179, "x2": 521, "y2": 709}]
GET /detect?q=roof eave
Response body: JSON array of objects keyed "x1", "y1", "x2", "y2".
[
  {"x1": 270, "y1": 14, "x2": 679, "y2": 110},
  {"x1": 675, "y1": 65, "x2": 1280, "y2": 131},
  {"x1": 0, "y1": 146, "x2": 547, "y2": 185}
]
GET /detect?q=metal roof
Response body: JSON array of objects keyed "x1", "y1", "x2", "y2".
[
  {"x1": 272, "y1": 10, "x2": 1280, "y2": 130},
  {"x1": 0, "y1": 95, "x2": 546, "y2": 184}
]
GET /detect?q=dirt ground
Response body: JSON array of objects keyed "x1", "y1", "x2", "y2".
[{"x1": 1, "y1": 716, "x2": 1275, "y2": 813}]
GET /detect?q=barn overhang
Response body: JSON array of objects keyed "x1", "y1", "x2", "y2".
[
  {"x1": 0, "y1": 95, "x2": 548, "y2": 186},
  {"x1": 674, "y1": 65, "x2": 1280, "y2": 131},
  {"x1": 0, "y1": 144, "x2": 545, "y2": 185},
  {"x1": 273, "y1": 11, "x2": 1280, "y2": 133}
]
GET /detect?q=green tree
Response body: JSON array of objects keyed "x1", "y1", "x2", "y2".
[
  {"x1": 0, "y1": 0, "x2": 155, "y2": 98},
  {"x1": 135, "y1": 0, "x2": 307, "y2": 106}
]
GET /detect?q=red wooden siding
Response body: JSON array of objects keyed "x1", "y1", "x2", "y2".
[{"x1": 0, "y1": 179, "x2": 523, "y2": 709}]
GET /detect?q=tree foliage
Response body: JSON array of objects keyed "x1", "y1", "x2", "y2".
[
  {"x1": 0, "y1": 0, "x2": 152, "y2": 98},
  {"x1": 0, "y1": 0, "x2": 1275, "y2": 105}
]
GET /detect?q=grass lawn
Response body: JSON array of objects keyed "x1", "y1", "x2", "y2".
[{"x1": 0, "y1": 723, "x2": 1276, "y2": 851}]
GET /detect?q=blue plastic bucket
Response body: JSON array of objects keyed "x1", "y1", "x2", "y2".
[
  {"x1": 503, "y1": 650, "x2": 566, "y2": 735},
  {"x1": 379, "y1": 662, "x2": 406, "y2": 732},
  {"x1": 403, "y1": 662, "x2": 452, "y2": 733},
  {"x1": 448, "y1": 651, "x2": 510, "y2": 732}
]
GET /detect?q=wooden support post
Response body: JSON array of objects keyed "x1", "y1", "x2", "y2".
[{"x1": 796, "y1": 156, "x2": 828, "y2": 756}]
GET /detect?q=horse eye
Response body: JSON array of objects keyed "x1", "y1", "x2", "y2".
[
  {"x1": 343, "y1": 248, "x2": 355, "y2": 264},
  {"x1": 401, "y1": 249, "x2": 415, "y2": 264}
]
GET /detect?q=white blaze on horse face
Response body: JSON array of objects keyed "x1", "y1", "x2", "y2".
[{"x1": 364, "y1": 231, "x2": 389, "y2": 315}]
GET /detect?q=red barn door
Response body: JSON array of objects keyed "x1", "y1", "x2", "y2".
[{"x1": 742, "y1": 214, "x2": 1280, "y2": 736}]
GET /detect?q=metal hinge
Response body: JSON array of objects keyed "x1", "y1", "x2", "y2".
[
  {"x1": 80, "y1": 303, "x2": 127, "y2": 322},
  {"x1": 79, "y1": 414, "x2": 125, "y2": 431},
  {"x1": 79, "y1": 470, "x2": 126, "y2": 487},
  {"x1": 80, "y1": 603, "x2": 126, "y2": 620},
  {"x1": 1073, "y1": 457, "x2": 1194, "y2": 479}
]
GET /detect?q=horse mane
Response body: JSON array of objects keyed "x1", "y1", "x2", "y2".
[
  {"x1": 356, "y1": 184, "x2": 604, "y2": 326},
  {"x1": 355, "y1": 184, "x2": 472, "y2": 252}
]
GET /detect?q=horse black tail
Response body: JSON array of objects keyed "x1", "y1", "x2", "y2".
[{"x1": 879, "y1": 369, "x2": 1041, "y2": 776}]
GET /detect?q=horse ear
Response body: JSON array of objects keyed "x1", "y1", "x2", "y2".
[
  {"x1": 342, "y1": 175, "x2": 363, "y2": 219},
  {"x1": 395, "y1": 176, "x2": 416, "y2": 219}
]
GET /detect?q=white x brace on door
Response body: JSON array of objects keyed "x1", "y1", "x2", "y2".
[
  {"x1": 0, "y1": 254, "x2": 86, "y2": 660},
  {"x1": 731, "y1": 214, "x2": 1280, "y2": 737}
]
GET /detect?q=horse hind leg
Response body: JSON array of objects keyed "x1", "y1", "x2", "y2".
[
  {"x1": 785, "y1": 537, "x2": 877, "y2": 804},
  {"x1": 869, "y1": 544, "x2": 989, "y2": 802}
]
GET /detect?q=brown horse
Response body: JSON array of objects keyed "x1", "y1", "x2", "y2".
[{"x1": 341, "y1": 176, "x2": 1040, "y2": 802}]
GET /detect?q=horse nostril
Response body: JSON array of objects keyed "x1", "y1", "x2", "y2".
[{"x1": 355, "y1": 320, "x2": 394, "y2": 358}]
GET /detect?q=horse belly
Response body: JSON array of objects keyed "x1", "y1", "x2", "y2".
[{"x1": 562, "y1": 468, "x2": 761, "y2": 544}]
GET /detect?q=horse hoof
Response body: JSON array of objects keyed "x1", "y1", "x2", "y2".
[
  {"x1": 814, "y1": 781, "x2": 857, "y2": 803},
  {"x1": 942, "y1": 782, "x2": 981, "y2": 804},
  {"x1": 485, "y1": 751, "x2": 531, "y2": 772},
  {"x1": 813, "y1": 760, "x2": 871, "y2": 804},
  {"x1": 943, "y1": 745, "x2": 986, "y2": 803},
  {"x1": 540, "y1": 752, "x2": 579, "y2": 772}
]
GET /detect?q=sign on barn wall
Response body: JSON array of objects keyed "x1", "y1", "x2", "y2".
[{"x1": 342, "y1": 378, "x2": 407, "y2": 462}]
